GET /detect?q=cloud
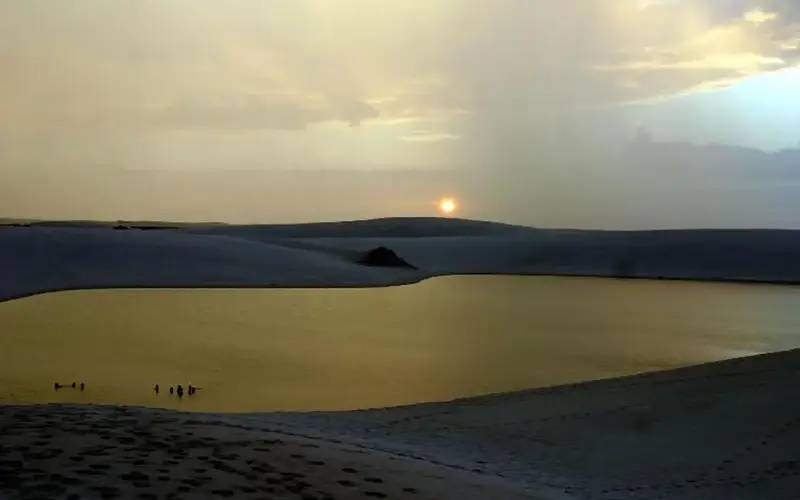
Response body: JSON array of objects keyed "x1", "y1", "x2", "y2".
[
  {"x1": 399, "y1": 131, "x2": 460, "y2": 143},
  {"x1": 1, "y1": 1, "x2": 797, "y2": 136},
  {"x1": 744, "y1": 8, "x2": 779, "y2": 24},
  {"x1": 1, "y1": 1, "x2": 800, "y2": 226},
  {"x1": 157, "y1": 95, "x2": 378, "y2": 131},
  {"x1": 596, "y1": 53, "x2": 785, "y2": 72},
  {"x1": 589, "y1": 5, "x2": 800, "y2": 102}
]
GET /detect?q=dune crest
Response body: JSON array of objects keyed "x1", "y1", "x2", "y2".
[{"x1": 3, "y1": 218, "x2": 800, "y2": 302}]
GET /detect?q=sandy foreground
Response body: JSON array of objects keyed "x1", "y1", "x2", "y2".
[{"x1": 2, "y1": 349, "x2": 800, "y2": 499}]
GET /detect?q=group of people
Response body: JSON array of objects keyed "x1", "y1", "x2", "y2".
[
  {"x1": 52, "y1": 381, "x2": 202, "y2": 398},
  {"x1": 53, "y1": 381, "x2": 84, "y2": 391},
  {"x1": 153, "y1": 383, "x2": 199, "y2": 398}
]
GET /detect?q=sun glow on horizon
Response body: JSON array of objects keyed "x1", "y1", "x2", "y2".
[{"x1": 438, "y1": 197, "x2": 457, "y2": 216}]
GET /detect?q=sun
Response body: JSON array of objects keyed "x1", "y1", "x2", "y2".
[{"x1": 438, "y1": 197, "x2": 457, "y2": 216}]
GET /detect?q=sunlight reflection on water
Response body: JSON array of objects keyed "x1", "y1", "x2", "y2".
[{"x1": 1, "y1": 276, "x2": 800, "y2": 412}]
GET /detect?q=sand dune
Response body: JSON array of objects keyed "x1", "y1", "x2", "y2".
[
  {"x1": 4, "y1": 218, "x2": 800, "y2": 302},
  {"x1": 0, "y1": 405, "x2": 530, "y2": 500},
  {"x1": 2, "y1": 349, "x2": 800, "y2": 499},
  {"x1": 3, "y1": 217, "x2": 800, "y2": 498}
]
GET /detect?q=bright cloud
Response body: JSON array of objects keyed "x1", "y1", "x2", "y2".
[
  {"x1": 744, "y1": 8, "x2": 779, "y2": 24},
  {"x1": 399, "y1": 132, "x2": 460, "y2": 143}
]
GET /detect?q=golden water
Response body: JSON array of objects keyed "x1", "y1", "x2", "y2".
[{"x1": 1, "y1": 276, "x2": 799, "y2": 412}]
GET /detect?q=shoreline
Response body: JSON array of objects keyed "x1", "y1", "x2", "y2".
[
  {"x1": 3, "y1": 349, "x2": 800, "y2": 498},
  {"x1": 1, "y1": 345, "x2": 787, "y2": 415},
  {"x1": 3, "y1": 270, "x2": 800, "y2": 305}
]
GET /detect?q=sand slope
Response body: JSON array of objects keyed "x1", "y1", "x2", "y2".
[
  {"x1": 3, "y1": 349, "x2": 800, "y2": 499},
  {"x1": 0, "y1": 405, "x2": 531, "y2": 499},
  {"x1": 4, "y1": 218, "x2": 800, "y2": 302}
]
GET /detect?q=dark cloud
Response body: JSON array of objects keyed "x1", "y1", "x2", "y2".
[{"x1": 157, "y1": 95, "x2": 378, "y2": 131}]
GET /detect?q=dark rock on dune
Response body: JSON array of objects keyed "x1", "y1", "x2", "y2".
[{"x1": 358, "y1": 247, "x2": 416, "y2": 269}]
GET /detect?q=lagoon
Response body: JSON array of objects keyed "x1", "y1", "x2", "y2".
[{"x1": 2, "y1": 276, "x2": 799, "y2": 412}]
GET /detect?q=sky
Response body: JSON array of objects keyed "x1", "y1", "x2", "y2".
[{"x1": 1, "y1": 0, "x2": 799, "y2": 228}]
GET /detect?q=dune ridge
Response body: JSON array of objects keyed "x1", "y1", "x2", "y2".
[{"x1": 3, "y1": 217, "x2": 800, "y2": 302}]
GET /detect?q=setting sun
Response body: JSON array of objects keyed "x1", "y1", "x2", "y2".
[{"x1": 438, "y1": 198, "x2": 457, "y2": 216}]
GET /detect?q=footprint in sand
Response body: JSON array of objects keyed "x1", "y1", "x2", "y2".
[
  {"x1": 75, "y1": 468, "x2": 104, "y2": 476},
  {"x1": 89, "y1": 485, "x2": 121, "y2": 497},
  {"x1": 210, "y1": 488, "x2": 235, "y2": 497},
  {"x1": 120, "y1": 471, "x2": 149, "y2": 482}
]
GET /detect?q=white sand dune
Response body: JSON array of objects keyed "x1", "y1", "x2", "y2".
[
  {"x1": 2, "y1": 349, "x2": 799, "y2": 499},
  {"x1": 3, "y1": 217, "x2": 800, "y2": 498},
  {"x1": 4, "y1": 217, "x2": 800, "y2": 302}
]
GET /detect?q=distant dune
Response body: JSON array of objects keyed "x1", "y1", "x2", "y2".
[{"x1": 3, "y1": 217, "x2": 800, "y2": 301}]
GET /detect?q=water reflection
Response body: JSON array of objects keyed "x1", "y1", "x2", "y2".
[{"x1": 1, "y1": 276, "x2": 799, "y2": 412}]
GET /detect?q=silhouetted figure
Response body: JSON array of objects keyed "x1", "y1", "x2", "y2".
[
  {"x1": 177, "y1": 385, "x2": 184, "y2": 398},
  {"x1": 188, "y1": 384, "x2": 194, "y2": 396},
  {"x1": 154, "y1": 384, "x2": 159, "y2": 394},
  {"x1": 169, "y1": 386, "x2": 174, "y2": 395},
  {"x1": 80, "y1": 382, "x2": 85, "y2": 391},
  {"x1": 71, "y1": 382, "x2": 76, "y2": 389},
  {"x1": 54, "y1": 382, "x2": 62, "y2": 390}
]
